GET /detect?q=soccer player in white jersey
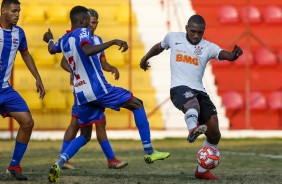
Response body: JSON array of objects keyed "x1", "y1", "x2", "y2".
[
  {"x1": 0, "y1": 0, "x2": 45, "y2": 181},
  {"x1": 140, "y1": 14, "x2": 243, "y2": 180},
  {"x1": 59, "y1": 8, "x2": 127, "y2": 170},
  {"x1": 43, "y1": 6, "x2": 170, "y2": 183}
]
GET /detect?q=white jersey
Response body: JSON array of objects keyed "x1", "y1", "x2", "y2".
[{"x1": 161, "y1": 32, "x2": 222, "y2": 92}]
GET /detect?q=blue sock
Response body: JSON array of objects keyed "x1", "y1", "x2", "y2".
[
  {"x1": 60, "y1": 140, "x2": 70, "y2": 155},
  {"x1": 133, "y1": 107, "x2": 153, "y2": 154},
  {"x1": 58, "y1": 135, "x2": 87, "y2": 168},
  {"x1": 100, "y1": 139, "x2": 115, "y2": 160},
  {"x1": 10, "y1": 141, "x2": 28, "y2": 167}
]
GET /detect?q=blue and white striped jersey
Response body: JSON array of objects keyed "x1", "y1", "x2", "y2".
[
  {"x1": 53, "y1": 28, "x2": 113, "y2": 105},
  {"x1": 0, "y1": 25, "x2": 27, "y2": 89}
]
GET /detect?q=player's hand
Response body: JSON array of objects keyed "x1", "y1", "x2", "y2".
[
  {"x1": 140, "y1": 56, "x2": 151, "y2": 71},
  {"x1": 43, "y1": 28, "x2": 54, "y2": 43},
  {"x1": 232, "y1": 45, "x2": 243, "y2": 57},
  {"x1": 36, "y1": 78, "x2": 45, "y2": 99},
  {"x1": 111, "y1": 67, "x2": 120, "y2": 80},
  {"x1": 113, "y1": 40, "x2": 128, "y2": 52}
]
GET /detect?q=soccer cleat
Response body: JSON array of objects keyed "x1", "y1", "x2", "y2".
[
  {"x1": 48, "y1": 163, "x2": 61, "y2": 183},
  {"x1": 144, "y1": 150, "x2": 170, "y2": 164},
  {"x1": 187, "y1": 124, "x2": 207, "y2": 143},
  {"x1": 108, "y1": 158, "x2": 128, "y2": 169},
  {"x1": 6, "y1": 165, "x2": 27, "y2": 180},
  {"x1": 62, "y1": 161, "x2": 76, "y2": 170},
  {"x1": 195, "y1": 167, "x2": 220, "y2": 180}
]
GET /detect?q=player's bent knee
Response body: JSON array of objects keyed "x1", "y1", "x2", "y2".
[
  {"x1": 123, "y1": 97, "x2": 143, "y2": 110},
  {"x1": 20, "y1": 119, "x2": 34, "y2": 132},
  {"x1": 207, "y1": 132, "x2": 221, "y2": 144},
  {"x1": 136, "y1": 97, "x2": 143, "y2": 106}
]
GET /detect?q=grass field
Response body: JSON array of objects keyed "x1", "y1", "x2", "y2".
[{"x1": 1, "y1": 138, "x2": 282, "y2": 184}]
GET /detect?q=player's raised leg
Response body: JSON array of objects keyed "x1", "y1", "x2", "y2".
[
  {"x1": 95, "y1": 120, "x2": 128, "y2": 169},
  {"x1": 195, "y1": 115, "x2": 221, "y2": 180},
  {"x1": 123, "y1": 97, "x2": 170, "y2": 164},
  {"x1": 6, "y1": 111, "x2": 34, "y2": 181}
]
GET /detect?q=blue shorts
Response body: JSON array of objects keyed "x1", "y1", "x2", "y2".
[
  {"x1": 78, "y1": 86, "x2": 132, "y2": 126},
  {"x1": 0, "y1": 86, "x2": 29, "y2": 118},
  {"x1": 71, "y1": 93, "x2": 78, "y2": 118}
]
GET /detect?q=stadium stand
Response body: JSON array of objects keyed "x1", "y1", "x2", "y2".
[
  {"x1": 218, "y1": 5, "x2": 239, "y2": 24},
  {"x1": 19, "y1": 90, "x2": 43, "y2": 110},
  {"x1": 268, "y1": 91, "x2": 282, "y2": 110},
  {"x1": 239, "y1": 5, "x2": 261, "y2": 24},
  {"x1": 222, "y1": 91, "x2": 244, "y2": 110},
  {"x1": 250, "y1": 91, "x2": 267, "y2": 110},
  {"x1": 254, "y1": 47, "x2": 278, "y2": 66},
  {"x1": 43, "y1": 90, "x2": 67, "y2": 110},
  {"x1": 45, "y1": 4, "x2": 69, "y2": 24},
  {"x1": 262, "y1": 5, "x2": 282, "y2": 24},
  {"x1": 192, "y1": 0, "x2": 282, "y2": 129}
]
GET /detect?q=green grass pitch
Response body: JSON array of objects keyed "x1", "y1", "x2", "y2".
[{"x1": 1, "y1": 138, "x2": 282, "y2": 184}]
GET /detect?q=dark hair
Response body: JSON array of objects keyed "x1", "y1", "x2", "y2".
[
  {"x1": 1, "y1": 0, "x2": 20, "y2": 9},
  {"x1": 88, "y1": 8, "x2": 98, "y2": 19},
  {"x1": 70, "y1": 5, "x2": 89, "y2": 23},
  {"x1": 188, "y1": 14, "x2": 206, "y2": 27}
]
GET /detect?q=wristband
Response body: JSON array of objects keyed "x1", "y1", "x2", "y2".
[{"x1": 48, "y1": 39, "x2": 54, "y2": 44}]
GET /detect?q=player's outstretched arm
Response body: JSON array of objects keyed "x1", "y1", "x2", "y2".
[
  {"x1": 43, "y1": 28, "x2": 56, "y2": 54},
  {"x1": 100, "y1": 57, "x2": 119, "y2": 80},
  {"x1": 140, "y1": 42, "x2": 164, "y2": 71},
  {"x1": 20, "y1": 51, "x2": 46, "y2": 99},
  {"x1": 81, "y1": 39, "x2": 128, "y2": 56},
  {"x1": 218, "y1": 45, "x2": 243, "y2": 62}
]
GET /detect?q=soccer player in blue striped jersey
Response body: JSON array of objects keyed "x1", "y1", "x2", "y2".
[
  {"x1": 59, "y1": 8, "x2": 127, "y2": 170},
  {"x1": 43, "y1": 6, "x2": 170, "y2": 183},
  {"x1": 0, "y1": 0, "x2": 45, "y2": 181}
]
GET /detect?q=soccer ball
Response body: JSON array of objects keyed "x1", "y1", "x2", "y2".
[{"x1": 197, "y1": 146, "x2": 220, "y2": 169}]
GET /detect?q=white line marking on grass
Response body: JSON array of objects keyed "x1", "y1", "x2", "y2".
[{"x1": 223, "y1": 151, "x2": 282, "y2": 159}]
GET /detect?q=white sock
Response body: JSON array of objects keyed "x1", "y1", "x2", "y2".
[
  {"x1": 197, "y1": 165, "x2": 208, "y2": 173},
  {"x1": 184, "y1": 108, "x2": 198, "y2": 131},
  {"x1": 202, "y1": 139, "x2": 218, "y2": 149}
]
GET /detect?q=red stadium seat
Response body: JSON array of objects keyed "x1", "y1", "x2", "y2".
[
  {"x1": 250, "y1": 92, "x2": 267, "y2": 109},
  {"x1": 277, "y1": 49, "x2": 282, "y2": 63},
  {"x1": 222, "y1": 91, "x2": 244, "y2": 109},
  {"x1": 234, "y1": 48, "x2": 254, "y2": 65},
  {"x1": 262, "y1": 5, "x2": 282, "y2": 24},
  {"x1": 254, "y1": 47, "x2": 277, "y2": 65},
  {"x1": 240, "y1": 5, "x2": 261, "y2": 23},
  {"x1": 218, "y1": 5, "x2": 239, "y2": 23},
  {"x1": 268, "y1": 91, "x2": 282, "y2": 109}
]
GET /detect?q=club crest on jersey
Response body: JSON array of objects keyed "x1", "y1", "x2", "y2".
[
  {"x1": 183, "y1": 91, "x2": 193, "y2": 98},
  {"x1": 194, "y1": 46, "x2": 203, "y2": 55},
  {"x1": 79, "y1": 30, "x2": 90, "y2": 41},
  {"x1": 12, "y1": 38, "x2": 19, "y2": 47}
]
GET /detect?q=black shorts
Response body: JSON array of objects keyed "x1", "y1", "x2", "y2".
[{"x1": 170, "y1": 85, "x2": 217, "y2": 124}]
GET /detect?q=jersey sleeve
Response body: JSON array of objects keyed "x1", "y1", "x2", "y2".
[
  {"x1": 160, "y1": 32, "x2": 172, "y2": 50},
  {"x1": 19, "y1": 29, "x2": 28, "y2": 52},
  {"x1": 78, "y1": 28, "x2": 93, "y2": 48},
  {"x1": 97, "y1": 36, "x2": 105, "y2": 56},
  {"x1": 52, "y1": 38, "x2": 62, "y2": 53},
  {"x1": 208, "y1": 42, "x2": 223, "y2": 60}
]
